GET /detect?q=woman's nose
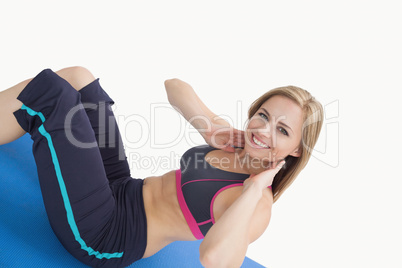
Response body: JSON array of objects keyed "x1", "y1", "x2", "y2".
[
  {"x1": 257, "y1": 123, "x2": 276, "y2": 146},
  {"x1": 257, "y1": 125, "x2": 270, "y2": 137}
]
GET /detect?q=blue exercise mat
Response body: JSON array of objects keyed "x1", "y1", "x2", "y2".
[{"x1": 0, "y1": 134, "x2": 265, "y2": 267}]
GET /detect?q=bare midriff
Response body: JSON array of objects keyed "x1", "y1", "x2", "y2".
[{"x1": 141, "y1": 170, "x2": 197, "y2": 258}]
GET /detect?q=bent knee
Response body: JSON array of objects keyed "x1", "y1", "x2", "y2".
[{"x1": 56, "y1": 66, "x2": 96, "y2": 91}]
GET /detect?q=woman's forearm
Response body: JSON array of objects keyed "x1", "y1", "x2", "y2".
[
  {"x1": 199, "y1": 183, "x2": 263, "y2": 268},
  {"x1": 164, "y1": 78, "x2": 230, "y2": 130}
]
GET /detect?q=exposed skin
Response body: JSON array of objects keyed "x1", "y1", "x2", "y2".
[
  {"x1": 193, "y1": 95, "x2": 303, "y2": 178},
  {"x1": 162, "y1": 79, "x2": 305, "y2": 267},
  {"x1": 0, "y1": 68, "x2": 305, "y2": 267},
  {"x1": 236, "y1": 95, "x2": 304, "y2": 174}
]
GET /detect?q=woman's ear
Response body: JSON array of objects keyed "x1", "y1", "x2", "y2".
[{"x1": 289, "y1": 147, "x2": 301, "y2": 157}]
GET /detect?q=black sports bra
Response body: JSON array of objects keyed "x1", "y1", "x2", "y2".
[{"x1": 175, "y1": 144, "x2": 251, "y2": 239}]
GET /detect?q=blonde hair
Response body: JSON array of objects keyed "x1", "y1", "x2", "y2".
[{"x1": 248, "y1": 86, "x2": 324, "y2": 203}]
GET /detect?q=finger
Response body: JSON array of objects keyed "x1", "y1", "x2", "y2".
[
  {"x1": 233, "y1": 134, "x2": 245, "y2": 147},
  {"x1": 235, "y1": 131, "x2": 245, "y2": 141},
  {"x1": 267, "y1": 160, "x2": 285, "y2": 171},
  {"x1": 222, "y1": 145, "x2": 235, "y2": 153},
  {"x1": 228, "y1": 134, "x2": 244, "y2": 147},
  {"x1": 276, "y1": 160, "x2": 286, "y2": 169},
  {"x1": 234, "y1": 133, "x2": 245, "y2": 142},
  {"x1": 224, "y1": 139, "x2": 236, "y2": 149},
  {"x1": 233, "y1": 139, "x2": 244, "y2": 147}
]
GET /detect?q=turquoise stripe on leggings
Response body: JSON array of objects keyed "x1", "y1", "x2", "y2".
[{"x1": 21, "y1": 104, "x2": 124, "y2": 259}]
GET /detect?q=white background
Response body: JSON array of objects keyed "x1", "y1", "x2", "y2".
[{"x1": 1, "y1": 1, "x2": 401, "y2": 267}]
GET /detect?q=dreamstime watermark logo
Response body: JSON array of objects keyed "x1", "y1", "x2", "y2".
[{"x1": 62, "y1": 99, "x2": 339, "y2": 170}]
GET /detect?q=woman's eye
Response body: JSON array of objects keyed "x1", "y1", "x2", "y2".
[
  {"x1": 279, "y1": 128, "x2": 289, "y2": 136},
  {"x1": 258, "y1": 112, "x2": 288, "y2": 136},
  {"x1": 258, "y1": 112, "x2": 268, "y2": 120}
]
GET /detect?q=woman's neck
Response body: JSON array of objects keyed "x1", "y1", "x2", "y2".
[{"x1": 232, "y1": 148, "x2": 271, "y2": 175}]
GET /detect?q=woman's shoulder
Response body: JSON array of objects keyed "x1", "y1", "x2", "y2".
[{"x1": 181, "y1": 144, "x2": 216, "y2": 159}]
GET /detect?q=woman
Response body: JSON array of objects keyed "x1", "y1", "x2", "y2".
[{"x1": 0, "y1": 66, "x2": 323, "y2": 267}]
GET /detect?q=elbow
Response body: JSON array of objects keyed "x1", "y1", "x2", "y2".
[
  {"x1": 164, "y1": 78, "x2": 171, "y2": 87},
  {"x1": 164, "y1": 78, "x2": 180, "y2": 89},
  {"x1": 200, "y1": 249, "x2": 218, "y2": 268},
  {"x1": 164, "y1": 78, "x2": 178, "y2": 101},
  {"x1": 200, "y1": 247, "x2": 243, "y2": 268},
  {"x1": 199, "y1": 242, "x2": 217, "y2": 268},
  {"x1": 164, "y1": 78, "x2": 185, "y2": 105}
]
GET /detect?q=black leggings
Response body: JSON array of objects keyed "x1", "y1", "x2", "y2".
[{"x1": 13, "y1": 69, "x2": 147, "y2": 268}]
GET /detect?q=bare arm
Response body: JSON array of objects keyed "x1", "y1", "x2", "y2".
[
  {"x1": 164, "y1": 78, "x2": 227, "y2": 129},
  {"x1": 200, "y1": 183, "x2": 264, "y2": 267},
  {"x1": 199, "y1": 161, "x2": 286, "y2": 268},
  {"x1": 164, "y1": 78, "x2": 244, "y2": 151}
]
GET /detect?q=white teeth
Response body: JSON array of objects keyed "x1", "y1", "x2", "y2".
[{"x1": 252, "y1": 135, "x2": 269, "y2": 148}]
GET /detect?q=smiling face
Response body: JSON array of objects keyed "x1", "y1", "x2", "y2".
[{"x1": 243, "y1": 95, "x2": 304, "y2": 166}]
